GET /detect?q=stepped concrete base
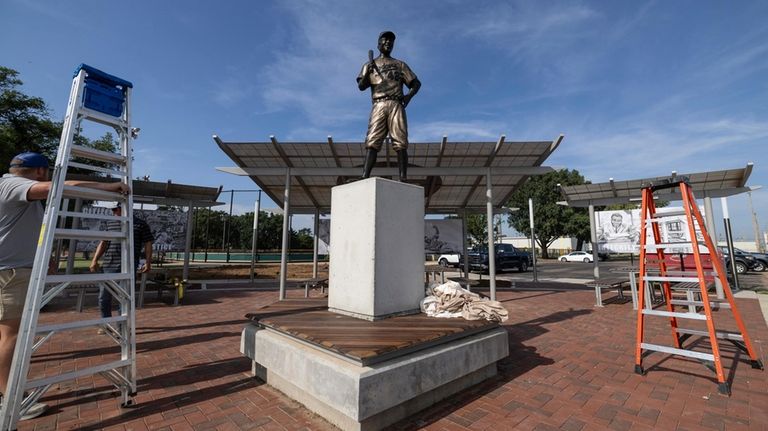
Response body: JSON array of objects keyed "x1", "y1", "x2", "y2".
[{"x1": 241, "y1": 323, "x2": 509, "y2": 431}]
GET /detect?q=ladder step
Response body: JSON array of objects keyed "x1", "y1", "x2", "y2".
[
  {"x1": 642, "y1": 309, "x2": 708, "y2": 320},
  {"x1": 37, "y1": 316, "x2": 127, "y2": 333},
  {"x1": 46, "y1": 273, "x2": 132, "y2": 284},
  {"x1": 78, "y1": 106, "x2": 129, "y2": 129},
  {"x1": 675, "y1": 327, "x2": 743, "y2": 341},
  {"x1": 645, "y1": 243, "x2": 691, "y2": 250},
  {"x1": 640, "y1": 343, "x2": 715, "y2": 361},
  {"x1": 58, "y1": 211, "x2": 129, "y2": 222},
  {"x1": 68, "y1": 161, "x2": 128, "y2": 178},
  {"x1": 669, "y1": 299, "x2": 731, "y2": 308},
  {"x1": 25, "y1": 359, "x2": 132, "y2": 390},
  {"x1": 644, "y1": 276, "x2": 702, "y2": 283},
  {"x1": 62, "y1": 185, "x2": 126, "y2": 202},
  {"x1": 71, "y1": 144, "x2": 127, "y2": 164},
  {"x1": 54, "y1": 228, "x2": 126, "y2": 241},
  {"x1": 652, "y1": 210, "x2": 689, "y2": 217}
]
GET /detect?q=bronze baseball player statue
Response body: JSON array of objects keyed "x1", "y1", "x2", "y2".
[{"x1": 357, "y1": 30, "x2": 421, "y2": 182}]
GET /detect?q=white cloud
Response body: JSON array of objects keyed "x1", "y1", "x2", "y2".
[{"x1": 410, "y1": 120, "x2": 506, "y2": 141}]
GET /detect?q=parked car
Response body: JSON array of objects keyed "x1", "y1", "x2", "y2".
[
  {"x1": 437, "y1": 254, "x2": 460, "y2": 268},
  {"x1": 733, "y1": 248, "x2": 768, "y2": 272},
  {"x1": 718, "y1": 247, "x2": 753, "y2": 274},
  {"x1": 459, "y1": 243, "x2": 532, "y2": 273},
  {"x1": 559, "y1": 251, "x2": 593, "y2": 263}
]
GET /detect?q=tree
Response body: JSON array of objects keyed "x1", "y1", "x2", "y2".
[
  {"x1": 0, "y1": 66, "x2": 60, "y2": 172},
  {"x1": 1, "y1": 66, "x2": 119, "y2": 174},
  {"x1": 506, "y1": 169, "x2": 590, "y2": 258}
]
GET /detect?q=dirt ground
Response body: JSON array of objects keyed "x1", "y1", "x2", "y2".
[{"x1": 162, "y1": 262, "x2": 330, "y2": 280}]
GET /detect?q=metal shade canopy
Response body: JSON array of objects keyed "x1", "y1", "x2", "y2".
[
  {"x1": 215, "y1": 134, "x2": 563, "y2": 214},
  {"x1": 559, "y1": 163, "x2": 756, "y2": 207},
  {"x1": 131, "y1": 180, "x2": 223, "y2": 207},
  {"x1": 65, "y1": 174, "x2": 224, "y2": 207}
]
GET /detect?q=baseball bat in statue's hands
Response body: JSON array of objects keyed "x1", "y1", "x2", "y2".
[{"x1": 368, "y1": 50, "x2": 381, "y2": 77}]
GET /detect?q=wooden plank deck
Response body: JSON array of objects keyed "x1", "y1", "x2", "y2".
[{"x1": 245, "y1": 299, "x2": 499, "y2": 365}]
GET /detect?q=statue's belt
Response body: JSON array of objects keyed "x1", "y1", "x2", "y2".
[{"x1": 372, "y1": 95, "x2": 403, "y2": 104}]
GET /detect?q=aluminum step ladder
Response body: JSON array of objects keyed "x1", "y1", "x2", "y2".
[
  {"x1": 0, "y1": 64, "x2": 137, "y2": 430},
  {"x1": 634, "y1": 177, "x2": 763, "y2": 395}
]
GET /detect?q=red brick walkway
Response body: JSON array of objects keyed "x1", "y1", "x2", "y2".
[{"x1": 17, "y1": 281, "x2": 768, "y2": 431}]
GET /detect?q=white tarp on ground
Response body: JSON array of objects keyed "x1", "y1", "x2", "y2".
[
  {"x1": 596, "y1": 207, "x2": 706, "y2": 254},
  {"x1": 420, "y1": 281, "x2": 508, "y2": 322}
]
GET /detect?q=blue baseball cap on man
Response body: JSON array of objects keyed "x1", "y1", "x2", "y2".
[{"x1": 9, "y1": 152, "x2": 50, "y2": 168}]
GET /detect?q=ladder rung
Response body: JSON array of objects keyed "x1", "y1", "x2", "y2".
[
  {"x1": 644, "y1": 276, "x2": 702, "y2": 283},
  {"x1": 640, "y1": 343, "x2": 715, "y2": 361},
  {"x1": 71, "y1": 144, "x2": 127, "y2": 164},
  {"x1": 25, "y1": 359, "x2": 132, "y2": 390},
  {"x1": 647, "y1": 218, "x2": 701, "y2": 224},
  {"x1": 62, "y1": 185, "x2": 126, "y2": 202},
  {"x1": 675, "y1": 327, "x2": 743, "y2": 341},
  {"x1": 645, "y1": 243, "x2": 691, "y2": 250},
  {"x1": 78, "y1": 107, "x2": 129, "y2": 129},
  {"x1": 642, "y1": 309, "x2": 708, "y2": 320},
  {"x1": 58, "y1": 211, "x2": 129, "y2": 222},
  {"x1": 37, "y1": 316, "x2": 127, "y2": 333},
  {"x1": 54, "y1": 228, "x2": 126, "y2": 241},
  {"x1": 46, "y1": 273, "x2": 132, "y2": 284},
  {"x1": 68, "y1": 161, "x2": 128, "y2": 178},
  {"x1": 647, "y1": 210, "x2": 689, "y2": 219},
  {"x1": 670, "y1": 282, "x2": 706, "y2": 290},
  {"x1": 669, "y1": 299, "x2": 731, "y2": 308}
]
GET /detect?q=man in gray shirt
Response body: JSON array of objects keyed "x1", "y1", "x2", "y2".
[{"x1": 0, "y1": 152, "x2": 128, "y2": 419}]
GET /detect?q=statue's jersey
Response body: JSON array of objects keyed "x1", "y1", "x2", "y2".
[{"x1": 358, "y1": 57, "x2": 418, "y2": 100}]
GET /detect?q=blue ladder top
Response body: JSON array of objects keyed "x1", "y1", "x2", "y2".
[{"x1": 74, "y1": 64, "x2": 133, "y2": 89}]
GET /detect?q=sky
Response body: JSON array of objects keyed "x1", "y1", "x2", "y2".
[{"x1": 2, "y1": 0, "x2": 767, "y2": 243}]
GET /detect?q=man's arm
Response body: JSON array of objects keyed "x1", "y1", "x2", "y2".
[
  {"x1": 27, "y1": 180, "x2": 130, "y2": 201},
  {"x1": 357, "y1": 62, "x2": 372, "y2": 91},
  {"x1": 89, "y1": 240, "x2": 109, "y2": 272},
  {"x1": 402, "y1": 78, "x2": 421, "y2": 108},
  {"x1": 141, "y1": 241, "x2": 153, "y2": 273}
]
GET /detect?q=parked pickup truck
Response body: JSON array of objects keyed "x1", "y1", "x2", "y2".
[{"x1": 459, "y1": 243, "x2": 532, "y2": 273}]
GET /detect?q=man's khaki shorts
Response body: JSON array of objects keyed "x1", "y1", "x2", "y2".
[{"x1": 0, "y1": 267, "x2": 31, "y2": 321}]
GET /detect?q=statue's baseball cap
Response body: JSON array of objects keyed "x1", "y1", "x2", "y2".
[
  {"x1": 379, "y1": 31, "x2": 395, "y2": 40},
  {"x1": 9, "y1": 152, "x2": 50, "y2": 168}
]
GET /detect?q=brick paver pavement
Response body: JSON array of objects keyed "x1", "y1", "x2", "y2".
[{"x1": 15, "y1": 280, "x2": 768, "y2": 431}]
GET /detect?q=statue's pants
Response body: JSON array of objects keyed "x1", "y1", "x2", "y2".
[{"x1": 364, "y1": 100, "x2": 408, "y2": 151}]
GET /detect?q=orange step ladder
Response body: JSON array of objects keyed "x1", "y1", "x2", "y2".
[{"x1": 634, "y1": 177, "x2": 763, "y2": 395}]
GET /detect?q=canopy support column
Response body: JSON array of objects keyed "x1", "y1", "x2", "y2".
[
  {"x1": 250, "y1": 193, "x2": 261, "y2": 283},
  {"x1": 704, "y1": 196, "x2": 724, "y2": 298},
  {"x1": 529, "y1": 198, "x2": 538, "y2": 282},
  {"x1": 462, "y1": 208, "x2": 469, "y2": 280},
  {"x1": 313, "y1": 208, "x2": 320, "y2": 279},
  {"x1": 721, "y1": 197, "x2": 739, "y2": 293},
  {"x1": 485, "y1": 168, "x2": 496, "y2": 301},
  {"x1": 182, "y1": 201, "x2": 194, "y2": 281},
  {"x1": 279, "y1": 169, "x2": 291, "y2": 300},
  {"x1": 589, "y1": 204, "x2": 602, "y2": 307}
]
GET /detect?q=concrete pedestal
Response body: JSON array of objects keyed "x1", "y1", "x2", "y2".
[
  {"x1": 328, "y1": 177, "x2": 425, "y2": 320},
  {"x1": 241, "y1": 324, "x2": 509, "y2": 431}
]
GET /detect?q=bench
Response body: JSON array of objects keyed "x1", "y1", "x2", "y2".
[
  {"x1": 587, "y1": 277, "x2": 634, "y2": 307},
  {"x1": 297, "y1": 277, "x2": 329, "y2": 298}
]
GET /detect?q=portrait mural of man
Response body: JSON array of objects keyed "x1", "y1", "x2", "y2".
[{"x1": 596, "y1": 210, "x2": 640, "y2": 253}]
